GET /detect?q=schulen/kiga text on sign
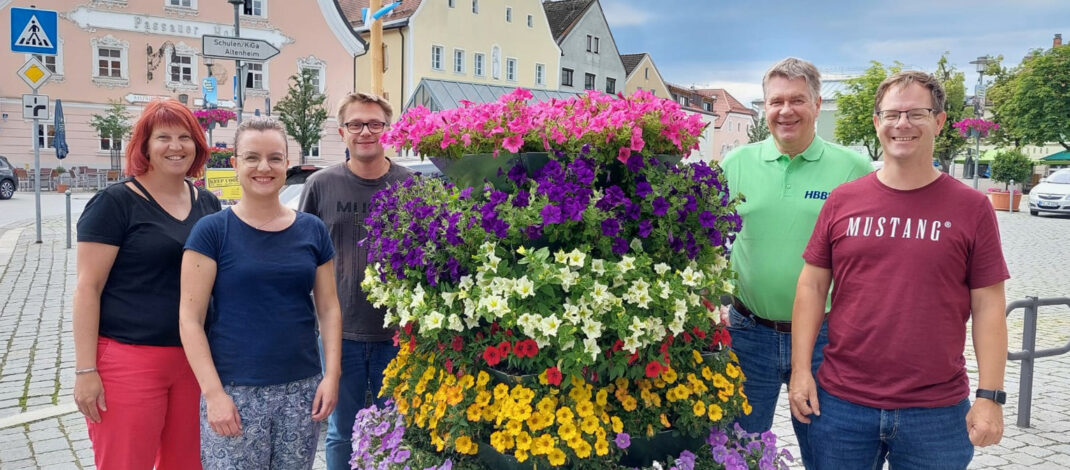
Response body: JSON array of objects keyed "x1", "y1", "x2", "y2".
[{"x1": 201, "y1": 35, "x2": 280, "y2": 62}]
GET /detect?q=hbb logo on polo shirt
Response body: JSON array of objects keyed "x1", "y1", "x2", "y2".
[{"x1": 804, "y1": 190, "x2": 829, "y2": 200}]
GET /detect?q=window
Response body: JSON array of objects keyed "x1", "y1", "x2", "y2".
[
  {"x1": 506, "y1": 7, "x2": 512, "y2": 22},
  {"x1": 167, "y1": 0, "x2": 193, "y2": 7},
  {"x1": 675, "y1": 95, "x2": 688, "y2": 106},
  {"x1": 491, "y1": 46, "x2": 501, "y2": 79},
  {"x1": 96, "y1": 47, "x2": 122, "y2": 78},
  {"x1": 527, "y1": 15, "x2": 533, "y2": 27},
  {"x1": 586, "y1": 35, "x2": 599, "y2": 53},
  {"x1": 584, "y1": 73, "x2": 595, "y2": 90},
  {"x1": 535, "y1": 63, "x2": 545, "y2": 86},
  {"x1": 704, "y1": 102, "x2": 713, "y2": 112},
  {"x1": 169, "y1": 54, "x2": 193, "y2": 83},
  {"x1": 36, "y1": 123, "x2": 55, "y2": 149},
  {"x1": 240, "y1": 0, "x2": 265, "y2": 17},
  {"x1": 100, "y1": 133, "x2": 123, "y2": 152},
  {"x1": 302, "y1": 67, "x2": 322, "y2": 93},
  {"x1": 303, "y1": 140, "x2": 321, "y2": 159},
  {"x1": 561, "y1": 68, "x2": 573, "y2": 87},
  {"x1": 472, "y1": 0, "x2": 478, "y2": 13},
  {"x1": 605, "y1": 77, "x2": 615, "y2": 94},
  {"x1": 448, "y1": 0, "x2": 454, "y2": 6},
  {"x1": 431, "y1": 45, "x2": 444, "y2": 70},
  {"x1": 474, "y1": 53, "x2": 485, "y2": 77},
  {"x1": 506, "y1": 58, "x2": 517, "y2": 82},
  {"x1": 31, "y1": 53, "x2": 57, "y2": 73},
  {"x1": 645, "y1": 67, "x2": 649, "y2": 80},
  {"x1": 245, "y1": 62, "x2": 264, "y2": 89},
  {"x1": 298, "y1": 56, "x2": 327, "y2": 93},
  {"x1": 454, "y1": 49, "x2": 465, "y2": 74}
]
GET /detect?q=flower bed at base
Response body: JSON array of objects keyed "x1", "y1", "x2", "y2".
[{"x1": 354, "y1": 89, "x2": 769, "y2": 469}]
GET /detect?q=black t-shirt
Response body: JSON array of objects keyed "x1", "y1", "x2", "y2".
[{"x1": 77, "y1": 179, "x2": 221, "y2": 346}]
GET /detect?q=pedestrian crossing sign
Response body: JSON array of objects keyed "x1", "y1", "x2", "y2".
[{"x1": 10, "y1": 7, "x2": 58, "y2": 55}]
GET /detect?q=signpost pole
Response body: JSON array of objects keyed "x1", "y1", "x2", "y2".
[
  {"x1": 230, "y1": 1, "x2": 244, "y2": 125},
  {"x1": 32, "y1": 90, "x2": 42, "y2": 244}
]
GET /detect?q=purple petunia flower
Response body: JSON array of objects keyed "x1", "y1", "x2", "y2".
[
  {"x1": 612, "y1": 237, "x2": 629, "y2": 255},
  {"x1": 601, "y1": 218, "x2": 621, "y2": 237},
  {"x1": 614, "y1": 433, "x2": 631, "y2": 449},
  {"x1": 512, "y1": 190, "x2": 530, "y2": 208},
  {"x1": 625, "y1": 153, "x2": 645, "y2": 172},
  {"x1": 507, "y1": 163, "x2": 527, "y2": 184},
  {"x1": 636, "y1": 179, "x2": 653, "y2": 198},
  {"x1": 652, "y1": 196, "x2": 670, "y2": 216},
  {"x1": 699, "y1": 210, "x2": 716, "y2": 229},
  {"x1": 540, "y1": 204, "x2": 563, "y2": 224},
  {"x1": 638, "y1": 219, "x2": 653, "y2": 238}
]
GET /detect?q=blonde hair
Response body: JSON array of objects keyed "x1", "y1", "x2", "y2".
[
  {"x1": 873, "y1": 71, "x2": 947, "y2": 114},
  {"x1": 336, "y1": 92, "x2": 393, "y2": 125},
  {"x1": 234, "y1": 117, "x2": 289, "y2": 155}
]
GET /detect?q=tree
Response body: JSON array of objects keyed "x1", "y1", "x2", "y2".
[
  {"x1": 747, "y1": 112, "x2": 769, "y2": 143},
  {"x1": 932, "y1": 54, "x2": 969, "y2": 173},
  {"x1": 989, "y1": 45, "x2": 1070, "y2": 151},
  {"x1": 833, "y1": 61, "x2": 901, "y2": 160},
  {"x1": 89, "y1": 100, "x2": 133, "y2": 171},
  {"x1": 990, "y1": 149, "x2": 1033, "y2": 191},
  {"x1": 275, "y1": 69, "x2": 328, "y2": 165}
]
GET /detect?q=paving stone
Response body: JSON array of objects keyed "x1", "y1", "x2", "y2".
[
  {"x1": 34, "y1": 450, "x2": 76, "y2": 466},
  {"x1": 31, "y1": 437, "x2": 70, "y2": 453}
]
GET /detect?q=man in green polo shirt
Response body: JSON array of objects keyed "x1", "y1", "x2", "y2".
[{"x1": 720, "y1": 57, "x2": 871, "y2": 468}]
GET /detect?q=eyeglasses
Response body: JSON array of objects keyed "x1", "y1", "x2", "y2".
[
  {"x1": 343, "y1": 121, "x2": 388, "y2": 134},
  {"x1": 876, "y1": 108, "x2": 935, "y2": 125},
  {"x1": 238, "y1": 153, "x2": 287, "y2": 168}
]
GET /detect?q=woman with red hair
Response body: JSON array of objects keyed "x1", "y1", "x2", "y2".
[{"x1": 73, "y1": 99, "x2": 220, "y2": 469}]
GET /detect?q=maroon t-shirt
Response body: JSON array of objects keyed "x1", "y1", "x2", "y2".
[{"x1": 803, "y1": 172, "x2": 1009, "y2": 409}]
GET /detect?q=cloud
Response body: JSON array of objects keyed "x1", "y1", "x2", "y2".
[
  {"x1": 699, "y1": 81, "x2": 766, "y2": 109},
  {"x1": 602, "y1": 2, "x2": 652, "y2": 27}
]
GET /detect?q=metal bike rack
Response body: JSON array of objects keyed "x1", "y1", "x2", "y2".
[{"x1": 1005, "y1": 296, "x2": 1070, "y2": 428}]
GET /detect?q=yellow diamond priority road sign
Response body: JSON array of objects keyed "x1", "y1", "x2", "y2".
[{"x1": 17, "y1": 56, "x2": 52, "y2": 90}]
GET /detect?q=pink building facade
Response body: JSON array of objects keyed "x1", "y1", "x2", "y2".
[
  {"x1": 0, "y1": 0, "x2": 365, "y2": 172},
  {"x1": 697, "y1": 89, "x2": 757, "y2": 161}
]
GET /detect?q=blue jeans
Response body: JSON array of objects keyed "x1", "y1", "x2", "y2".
[
  {"x1": 809, "y1": 386, "x2": 973, "y2": 470},
  {"x1": 324, "y1": 340, "x2": 399, "y2": 470},
  {"x1": 727, "y1": 305, "x2": 828, "y2": 469}
]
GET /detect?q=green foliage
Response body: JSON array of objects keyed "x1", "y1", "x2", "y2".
[
  {"x1": 275, "y1": 69, "x2": 328, "y2": 165},
  {"x1": 89, "y1": 100, "x2": 133, "y2": 143},
  {"x1": 834, "y1": 61, "x2": 901, "y2": 160},
  {"x1": 989, "y1": 46, "x2": 1070, "y2": 151},
  {"x1": 208, "y1": 147, "x2": 234, "y2": 168},
  {"x1": 746, "y1": 112, "x2": 769, "y2": 143},
  {"x1": 989, "y1": 149, "x2": 1033, "y2": 190},
  {"x1": 933, "y1": 54, "x2": 969, "y2": 173}
]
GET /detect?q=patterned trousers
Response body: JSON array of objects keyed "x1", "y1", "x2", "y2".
[{"x1": 200, "y1": 374, "x2": 321, "y2": 470}]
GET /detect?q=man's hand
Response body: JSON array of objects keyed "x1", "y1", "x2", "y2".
[
  {"x1": 966, "y1": 398, "x2": 1004, "y2": 447},
  {"x1": 788, "y1": 369, "x2": 820, "y2": 423}
]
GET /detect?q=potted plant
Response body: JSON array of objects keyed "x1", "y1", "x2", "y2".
[
  {"x1": 349, "y1": 89, "x2": 788, "y2": 470},
  {"x1": 193, "y1": 108, "x2": 237, "y2": 131},
  {"x1": 988, "y1": 149, "x2": 1032, "y2": 211}
]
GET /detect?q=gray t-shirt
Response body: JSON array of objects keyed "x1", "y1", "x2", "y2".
[{"x1": 299, "y1": 160, "x2": 412, "y2": 341}]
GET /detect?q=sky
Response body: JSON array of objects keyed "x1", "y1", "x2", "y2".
[{"x1": 602, "y1": 0, "x2": 1069, "y2": 106}]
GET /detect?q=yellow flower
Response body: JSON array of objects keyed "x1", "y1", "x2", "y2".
[
  {"x1": 556, "y1": 407, "x2": 575, "y2": 424},
  {"x1": 532, "y1": 434, "x2": 554, "y2": 456},
  {"x1": 459, "y1": 374, "x2": 475, "y2": 389},
  {"x1": 614, "y1": 377, "x2": 630, "y2": 391},
  {"x1": 455, "y1": 436, "x2": 478, "y2": 455},
  {"x1": 548, "y1": 448, "x2": 567, "y2": 466},
  {"x1": 692, "y1": 349, "x2": 704, "y2": 364},
  {"x1": 742, "y1": 400, "x2": 753, "y2": 415},
  {"x1": 537, "y1": 397, "x2": 557, "y2": 415},
  {"x1": 573, "y1": 440, "x2": 592, "y2": 458},
  {"x1": 493, "y1": 383, "x2": 510, "y2": 400},
  {"x1": 515, "y1": 431, "x2": 533, "y2": 450},
  {"x1": 466, "y1": 404, "x2": 483, "y2": 422},
  {"x1": 729, "y1": 350, "x2": 739, "y2": 362},
  {"x1": 514, "y1": 449, "x2": 529, "y2": 462},
  {"x1": 726, "y1": 363, "x2": 740, "y2": 379},
  {"x1": 611, "y1": 416, "x2": 623, "y2": 434},
  {"x1": 693, "y1": 400, "x2": 706, "y2": 417},
  {"x1": 718, "y1": 390, "x2": 732, "y2": 402},
  {"x1": 596, "y1": 389, "x2": 609, "y2": 406},
  {"x1": 595, "y1": 438, "x2": 610, "y2": 456},
  {"x1": 653, "y1": 377, "x2": 667, "y2": 389},
  {"x1": 477, "y1": 370, "x2": 490, "y2": 387},
  {"x1": 621, "y1": 396, "x2": 637, "y2": 411},
  {"x1": 445, "y1": 386, "x2": 463, "y2": 406},
  {"x1": 581, "y1": 415, "x2": 599, "y2": 434},
  {"x1": 575, "y1": 401, "x2": 595, "y2": 418},
  {"x1": 707, "y1": 403, "x2": 724, "y2": 421},
  {"x1": 558, "y1": 421, "x2": 578, "y2": 441},
  {"x1": 701, "y1": 366, "x2": 714, "y2": 381},
  {"x1": 506, "y1": 419, "x2": 523, "y2": 436},
  {"x1": 661, "y1": 367, "x2": 678, "y2": 384},
  {"x1": 660, "y1": 413, "x2": 671, "y2": 428},
  {"x1": 475, "y1": 390, "x2": 492, "y2": 405}
]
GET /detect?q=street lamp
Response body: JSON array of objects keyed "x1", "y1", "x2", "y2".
[{"x1": 969, "y1": 55, "x2": 993, "y2": 189}]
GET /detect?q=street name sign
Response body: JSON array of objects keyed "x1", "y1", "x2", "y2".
[
  {"x1": 22, "y1": 94, "x2": 49, "y2": 120},
  {"x1": 10, "y1": 7, "x2": 58, "y2": 54},
  {"x1": 17, "y1": 57, "x2": 53, "y2": 90},
  {"x1": 201, "y1": 35, "x2": 280, "y2": 61}
]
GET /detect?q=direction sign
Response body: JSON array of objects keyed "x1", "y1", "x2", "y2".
[
  {"x1": 10, "y1": 7, "x2": 58, "y2": 55},
  {"x1": 17, "y1": 57, "x2": 53, "y2": 89},
  {"x1": 23, "y1": 94, "x2": 49, "y2": 120},
  {"x1": 201, "y1": 35, "x2": 280, "y2": 62}
]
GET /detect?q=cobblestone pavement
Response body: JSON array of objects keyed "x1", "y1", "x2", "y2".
[{"x1": 0, "y1": 207, "x2": 1067, "y2": 469}]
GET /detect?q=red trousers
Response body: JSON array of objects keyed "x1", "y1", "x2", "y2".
[{"x1": 87, "y1": 337, "x2": 202, "y2": 469}]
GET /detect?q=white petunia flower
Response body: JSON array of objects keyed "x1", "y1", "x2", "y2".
[
  {"x1": 618, "y1": 256, "x2": 636, "y2": 273},
  {"x1": 590, "y1": 259, "x2": 606, "y2": 275},
  {"x1": 654, "y1": 263, "x2": 670, "y2": 275},
  {"x1": 424, "y1": 311, "x2": 445, "y2": 331},
  {"x1": 514, "y1": 276, "x2": 535, "y2": 298},
  {"x1": 554, "y1": 249, "x2": 569, "y2": 264},
  {"x1": 540, "y1": 315, "x2": 562, "y2": 337},
  {"x1": 567, "y1": 249, "x2": 586, "y2": 268},
  {"x1": 583, "y1": 337, "x2": 599, "y2": 360},
  {"x1": 447, "y1": 314, "x2": 464, "y2": 332}
]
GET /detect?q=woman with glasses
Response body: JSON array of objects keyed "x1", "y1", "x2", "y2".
[
  {"x1": 73, "y1": 99, "x2": 219, "y2": 469},
  {"x1": 179, "y1": 117, "x2": 342, "y2": 469}
]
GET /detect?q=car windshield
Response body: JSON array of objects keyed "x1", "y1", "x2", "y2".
[
  {"x1": 280, "y1": 183, "x2": 304, "y2": 210},
  {"x1": 1048, "y1": 170, "x2": 1070, "y2": 184}
]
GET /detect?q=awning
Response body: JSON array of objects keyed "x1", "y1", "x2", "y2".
[
  {"x1": 404, "y1": 78, "x2": 580, "y2": 113},
  {"x1": 953, "y1": 149, "x2": 998, "y2": 163},
  {"x1": 1041, "y1": 150, "x2": 1070, "y2": 162}
]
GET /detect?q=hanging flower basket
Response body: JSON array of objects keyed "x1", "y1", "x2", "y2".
[
  {"x1": 952, "y1": 118, "x2": 999, "y2": 139},
  {"x1": 193, "y1": 108, "x2": 237, "y2": 131}
]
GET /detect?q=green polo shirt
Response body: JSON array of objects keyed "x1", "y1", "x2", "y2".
[{"x1": 721, "y1": 136, "x2": 872, "y2": 321}]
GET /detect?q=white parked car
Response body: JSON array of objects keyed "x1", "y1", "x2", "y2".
[{"x1": 1027, "y1": 168, "x2": 1070, "y2": 216}]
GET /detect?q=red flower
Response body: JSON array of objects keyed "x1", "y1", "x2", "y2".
[
  {"x1": 514, "y1": 339, "x2": 539, "y2": 358},
  {"x1": 628, "y1": 352, "x2": 639, "y2": 365},
  {"x1": 691, "y1": 326, "x2": 707, "y2": 339},
  {"x1": 498, "y1": 341, "x2": 512, "y2": 357},
  {"x1": 505, "y1": 329, "x2": 514, "y2": 337},
  {"x1": 408, "y1": 337, "x2": 416, "y2": 353},
  {"x1": 482, "y1": 345, "x2": 502, "y2": 366},
  {"x1": 437, "y1": 341, "x2": 445, "y2": 352},
  {"x1": 491, "y1": 322, "x2": 501, "y2": 334},
  {"x1": 682, "y1": 332, "x2": 693, "y2": 343},
  {"x1": 403, "y1": 322, "x2": 413, "y2": 336},
  {"x1": 445, "y1": 358, "x2": 454, "y2": 373},
  {"x1": 612, "y1": 340, "x2": 624, "y2": 352},
  {"x1": 546, "y1": 366, "x2": 562, "y2": 386},
  {"x1": 713, "y1": 329, "x2": 732, "y2": 348},
  {"x1": 392, "y1": 330, "x2": 400, "y2": 347},
  {"x1": 451, "y1": 335, "x2": 464, "y2": 352},
  {"x1": 645, "y1": 360, "x2": 664, "y2": 378}
]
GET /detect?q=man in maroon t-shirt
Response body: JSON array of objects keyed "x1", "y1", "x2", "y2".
[{"x1": 788, "y1": 71, "x2": 1009, "y2": 469}]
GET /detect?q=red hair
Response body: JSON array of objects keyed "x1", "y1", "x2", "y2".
[{"x1": 124, "y1": 99, "x2": 209, "y2": 178}]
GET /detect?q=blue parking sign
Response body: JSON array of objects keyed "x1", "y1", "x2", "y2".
[{"x1": 10, "y1": 8, "x2": 58, "y2": 55}]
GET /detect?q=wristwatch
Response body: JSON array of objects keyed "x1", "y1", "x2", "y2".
[{"x1": 975, "y1": 389, "x2": 1006, "y2": 405}]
